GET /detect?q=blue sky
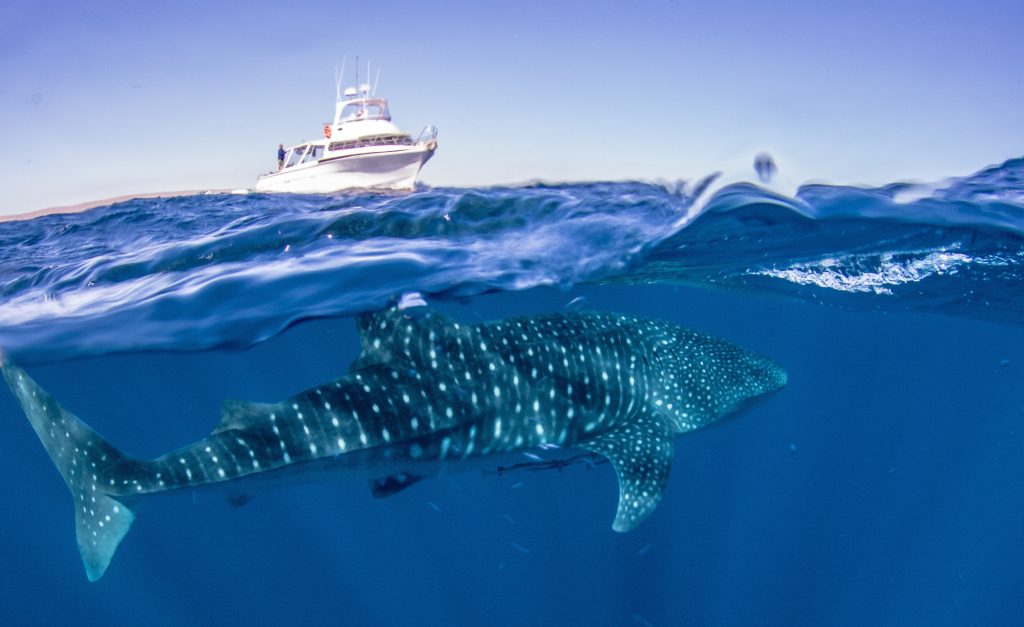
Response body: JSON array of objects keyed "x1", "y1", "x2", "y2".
[{"x1": 1, "y1": 0, "x2": 1021, "y2": 215}]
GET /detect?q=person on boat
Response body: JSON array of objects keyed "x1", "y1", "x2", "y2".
[
  {"x1": 277, "y1": 144, "x2": 286, "y2": 171},
  {"x1": 754, "y1": 152, "x2": 777, "y2": 183}
]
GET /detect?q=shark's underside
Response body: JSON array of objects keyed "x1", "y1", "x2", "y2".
[{"x1": 2, "y1": 307, "x2": 786, "y2": 580}]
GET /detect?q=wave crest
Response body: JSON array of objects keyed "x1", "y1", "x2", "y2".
[{"x1": 1, "y1": 156, "x2": 1022, "y2": 362}]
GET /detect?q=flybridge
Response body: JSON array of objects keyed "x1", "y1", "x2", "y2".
[
  {"x1": 336, "y1": 96, "x2": 391, "y2": 125},
  {"x1": 334, "y1": 66, "x2": 391, "y2": 127},
  {"x1": 255, "y1": 57, "x2": 438, "y2": 193}
]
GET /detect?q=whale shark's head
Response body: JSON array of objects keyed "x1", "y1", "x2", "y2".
[
  {"x1": 645, "y1": 325, "x2": 786, "y2": 433},
  {"x1": 719, "y1": 346, "x2": 788, "y2": 412}
]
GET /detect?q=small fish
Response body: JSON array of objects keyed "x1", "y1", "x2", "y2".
[
  {"x1": 503, "y1": 514, "x2": 519, "y2": 525},
  {"x1": 510, "y1": 542, "x2": 531, "y2": 554},
  {"x1": 427, "y1": 501, "x2": 441, "y2": 512},
  {"x1": 636, "y1": 543, "x2": 654, "y2": 556},
  {"x1": 523, "y1": 452, "x2": 543, "y2": 462},
  {"x1": 633, "y1": 613, "x2": 654, "y2": 627},
  {"x1": 565, "y1": 296, "x2": 589, "y2": 311},
  {"x1": 510, "y1": 481, "x2": 525, "y2": 490}
]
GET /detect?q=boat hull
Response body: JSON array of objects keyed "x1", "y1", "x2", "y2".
[{"x1": 255, "y1": 145, "x2": 435, "y2": 193}]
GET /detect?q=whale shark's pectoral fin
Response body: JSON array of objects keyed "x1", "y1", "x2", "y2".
[
  {"x1": 370, "y1": 472, "x2": 425, "y2": 498},
  {"x1": 213, "y1": 399, "x2": 276, "y2": 435},
  {"x1": 582, "y1": 411, "x2": 674, "y2": 532}
]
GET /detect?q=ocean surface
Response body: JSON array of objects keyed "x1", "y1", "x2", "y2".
[{"x1": 0, "y1": 157, "x2": 1022, "y2": 626}]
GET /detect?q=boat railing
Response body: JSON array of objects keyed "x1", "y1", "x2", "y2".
[{"x1": 414, "y1": 125, "x2": 438, "y2": 144}]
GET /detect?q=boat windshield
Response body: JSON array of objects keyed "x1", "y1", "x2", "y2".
[
  {"x1": 284, "y1": 145, "x2": 308, "y2": 168},
  {"x1": 300, "y1": 145, "x2": 323, "y2": 164},
  {"x1": 340, "y1": 100, "x2": 390, "y2": 122},
  {"x1": 282, "y1": 145, "x2": 324, "y2": 169}
]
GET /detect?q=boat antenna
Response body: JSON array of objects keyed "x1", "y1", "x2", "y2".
[
  {"x1": 335, "y1": 55, "x2": 346, "y2": 101},
  {"x1": 355, "y1": 56, "x2": 365, "y2": 115},
  {"x1": 372, "y1": 67, "x2": 381, "y2": 96}
]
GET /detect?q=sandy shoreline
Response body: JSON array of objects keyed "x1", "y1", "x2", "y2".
[{"x1": 0, "y1": 189, "x2": 233, "y2": 223}]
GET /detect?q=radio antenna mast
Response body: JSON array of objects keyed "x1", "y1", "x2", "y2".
[{"x1": 335, "y1": 55, "x2": 346, "y2": 101}]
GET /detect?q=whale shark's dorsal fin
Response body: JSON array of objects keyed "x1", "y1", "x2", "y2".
[
  {"x1": 350, "y1": 306, "x2": 476, "y2": 372},
  {"x1": 213, "y1": 399, "x2": 276, "y2": 435},
  {"x1": 582, "y1": 410, "x2": 675, "y2": 532}
]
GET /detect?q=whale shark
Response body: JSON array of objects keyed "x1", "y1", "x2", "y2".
[{"x1": 1, "y1": 306, "x2": 786, "y2": 581}]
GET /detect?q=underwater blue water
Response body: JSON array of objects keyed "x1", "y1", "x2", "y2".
[{"x1": 0, "y1": 157, "x2": 1022, "y2": 625}]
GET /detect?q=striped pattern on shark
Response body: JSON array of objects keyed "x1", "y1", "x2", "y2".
[{"x1": 1, "y1": 306, "x2": 786, "y2": 581}]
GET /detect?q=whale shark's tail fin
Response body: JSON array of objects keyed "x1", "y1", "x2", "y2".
[{"x1": 1, "y1": 354, "x2": 145, "y2": 581}]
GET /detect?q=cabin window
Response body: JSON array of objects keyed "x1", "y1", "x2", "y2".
[
  {"x1": 300, "y1": 145, "x2": 323, "y2": 164},
  {"x1": 328, "y1": 135, "x2": 412, "y2": 152},
  {"x1": 285, "y1": 145, "x2": 308, "y2": 168}
]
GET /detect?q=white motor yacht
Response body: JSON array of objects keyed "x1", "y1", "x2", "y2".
[{"x1": 256, "y1": 78, "x2": 437, "y2": 193}]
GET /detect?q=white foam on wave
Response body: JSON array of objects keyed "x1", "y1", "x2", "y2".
[
  {"x1": 756, "y1": 249, "x2": 1015, "y2": 295},
  {"x1": 891, "y1": 183, "x2": 942, "y2": 204}
]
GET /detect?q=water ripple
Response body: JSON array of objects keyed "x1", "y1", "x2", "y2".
[{"x1": 1, "y1": 156, "x2": 1022, "y2": 362}]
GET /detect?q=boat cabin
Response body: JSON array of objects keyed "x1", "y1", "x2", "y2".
[{"x1": 274, "y1": 82, "x2": 433, "y2": 174}]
